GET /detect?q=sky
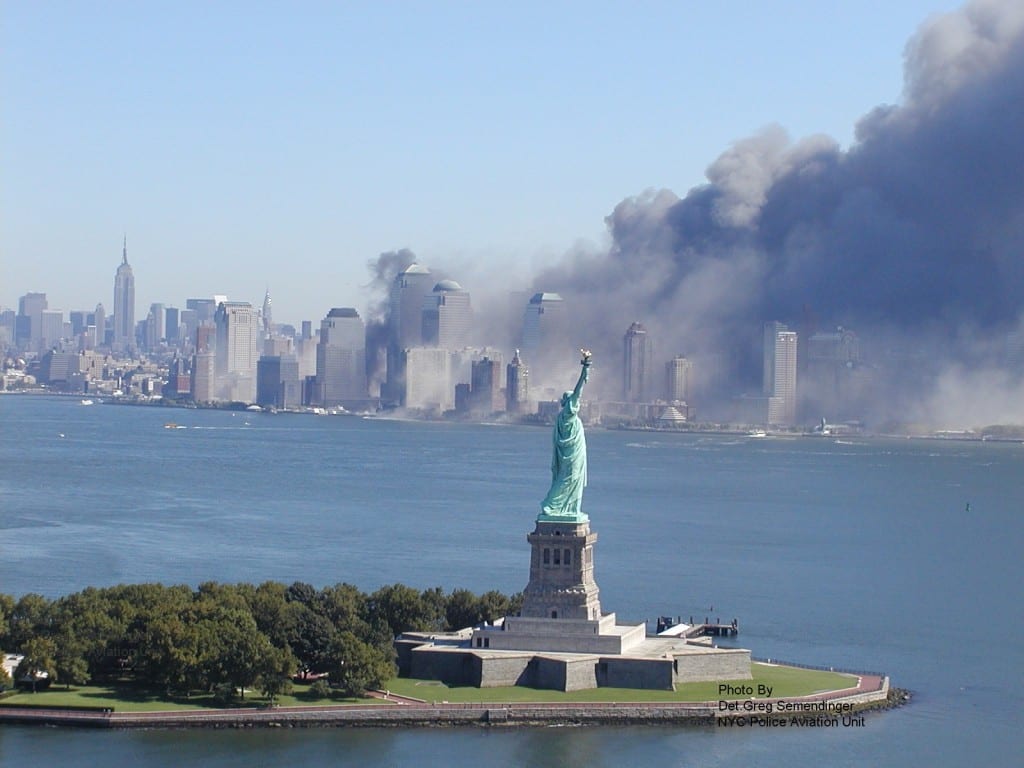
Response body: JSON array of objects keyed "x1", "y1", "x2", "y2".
[{"x1": 1, "y1": 0, "x2": 964, "y2": 328}]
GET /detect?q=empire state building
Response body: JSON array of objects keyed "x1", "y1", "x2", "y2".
[{"x1": 112, "y1": 237, "x2": 135, "y2": 354}]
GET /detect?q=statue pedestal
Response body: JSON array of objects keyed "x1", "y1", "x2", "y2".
[
  {"x1": 471, "y1": 518, "x2": 646, "y2": 655},
  {"x1": 521, "y1": 519, "x2": 600, "y2": 621}
]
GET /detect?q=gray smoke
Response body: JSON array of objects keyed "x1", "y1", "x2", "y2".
[
  {"x1": 364, "y1": 249, "x2": 419, "y2": 395},
  {"x1": 532, "y1": 0, "x2": 1024, "y2": 427}
]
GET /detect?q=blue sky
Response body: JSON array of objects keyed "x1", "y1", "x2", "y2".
[{"x1": 1, "y1": 1, "x2": 962, "y2": 327}]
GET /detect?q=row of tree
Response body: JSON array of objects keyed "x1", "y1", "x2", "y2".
[{"x1": 0, "y1": 581, "x2": 521, "y2": 702}]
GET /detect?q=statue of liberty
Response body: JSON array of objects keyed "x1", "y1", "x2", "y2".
[{"x1": 540, "y1": 350, "x2": 592, "y2": 521}]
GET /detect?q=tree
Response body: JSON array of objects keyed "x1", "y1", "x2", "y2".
[
  {"x1": 198, "y1": 609, "x2": 275, "y2": 701},
  {"x1": 256, "y1": 645, "x2": 295, "y2": 706},
  {"x1": 53, "y1": 631, "x2": 90, "y2": 689},
  {"x1": 287, "y1": 605, "x2": 336, "y2": 679},
  {"x1": 15, "y1": 637, "x2": 57, "y2": 692},
  {"x1": 367, "y1": 584, "x2": 439, "y2": 638},
  {"x1": 445, "y1": 589, "x2": 483, "y2": 630},
  {"x1": 0, "y1": 592, "x2": 15, "y2": 644},
  {"x1": 7, "y1": 593, "x2": 51, "y2": 651},
  {"x1": 325, "y1": 631, "x2": 395, "y2": 698},
  {"x1": 0, "y1": 664, "x2": 12, "y2": 691}
]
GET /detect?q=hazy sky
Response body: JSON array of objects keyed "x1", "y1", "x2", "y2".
[{"x1": 2, "y1": 1, "x2": 962, "y2": 327}]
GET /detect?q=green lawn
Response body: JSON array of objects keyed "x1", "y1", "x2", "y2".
[
  {"x1": 0, "y1": 681, "x2": 383, "y2": 712},
  {"x1": 0, "y1": 664, "x2": 858, "y2": 710},
  {"x1": 385, "y1": 663, "x2": 858, "y2": 704}
]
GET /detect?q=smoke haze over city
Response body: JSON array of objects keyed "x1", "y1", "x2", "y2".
[
  {"x1": 4, "y1": 1, "x2": 1024, "y2": 428},
  {"x1": 517, "y1": 0, "x2": 1024, "y2": 426}
]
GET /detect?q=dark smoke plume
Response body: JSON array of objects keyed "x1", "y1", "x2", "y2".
[
  {"x1": 364, "y1": 249, "x2": 418, "y2": 395},
  {"x1": 533, "y1": 0, "x2": 1024, "y2": 427}
]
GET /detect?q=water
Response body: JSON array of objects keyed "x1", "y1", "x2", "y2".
[{"x1": 1, "y1": 395, "x2": 1021, "y2": 766}]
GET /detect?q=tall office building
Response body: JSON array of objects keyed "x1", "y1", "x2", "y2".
[
  {"x1": 39, "y1": 309, "x2": 65, "y2": 352},
  {"x1": 146, "y1": 303, "x2": 165, "y2": 350},
  {"x1": 69, "y1": 311, "x2": 89, "y2": 338},
  {"x1": 623, "y1": 322, "x2": 652, "y2": 403},
  {"x1": 261, "y1": 288, "x2": 273, "y2": 336},
  {"x1": 214, "y1": 301, "x2": 259, "y2": 402},
  {"x1": 17, "y1": 292, "x2": 47, "y2": 351},
  {"x1": 186, "y1": 298, "x2": 218, "y2": 326},
  {"x1": 470, "y1": 356, "x2": 504, "y2": 415},
  {"x1": 0, "y1": 309, "x2": 15, "y2": 351},
  {"x1": 165, "y1": 307, "x2": 180, "y2": 347},
  {"x1": 506, "y1": 349, "x2": 529, "y2": 414},
  {"x1": 257, "y1": 354, "x2": 300, "y2": 409},
  {"x1": 385, "y1": 263, "x2": 434, "y2": 403},
  {"x1": 666, "y1": 355, "x2": 693, "y2": 404},
  {"x1": 404, "y1": 347, "x2": 452, "y2": 412},
  {"x1": 315, "y1": 308, "x2": 368, "y2": 405},
  {"x1": 763, "y1": 321, "x2": 798, "y2": 426},
  {"x1": 520, "y1": 292, "x2": 569, "y2": 389},
  {"x1": 112, "y1": 237, "x2": 136, "y2": 354},
  {"x1": 94, "y1": 304, "x2": 107, "y2": 347},
  {"x1": 422, "y1": 280, "x2": 472, "y2": 350}
]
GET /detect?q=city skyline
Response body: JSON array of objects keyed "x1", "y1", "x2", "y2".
[
  {"x1": 4, "y1": 1, "x2": 1023, "y2": 427},
  {"x1": 3, "y1": 1, "x2": 962, "y2": 324}
]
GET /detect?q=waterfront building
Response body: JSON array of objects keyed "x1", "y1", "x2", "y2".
[
  {"x1": 190, "y1": 351, "x2": 215, "y2": 402},
  {"x1": 112, "y1": 238, "x2": 135, "y2": 354},
  {"x1": 315, "y1": 308, "x2": 367, "y2": 405},
  {"x1": 213, "y1": 301, "x2": 259, "y2": 402},
  {"x1": 665, "y1": 355, "x2": 693, "y2": 404},
  {"x1": 763, "y1": 321, "x2": 798, "y2": 426},
  {"x1": 422, "y1": 280, "x2": 472, "y2": 350},
  {"x1": 403, "y1": 347, "x2": 452, "y2": 412},
  {"x1": 470, "y1": 356, "x2": 504, "y2": 415},
  {"x1": 256, "y1": 354, "x2": 300, "y2": 409},
  {"x1": 623, "y1": 321, "x2": 652, "y2": 403}
]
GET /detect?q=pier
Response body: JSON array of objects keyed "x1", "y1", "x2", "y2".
[{"x1": 655, "y1": 616, "x2": 739, "y2": 639}]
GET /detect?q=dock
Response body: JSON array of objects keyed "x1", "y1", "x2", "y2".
[{"x1": 655, "y1": 616, "x2": 739, "y2": 639}]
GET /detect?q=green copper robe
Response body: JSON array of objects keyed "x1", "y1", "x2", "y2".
[{"x1": 540, "y1": 361, "x2": 590, "y2": 519}]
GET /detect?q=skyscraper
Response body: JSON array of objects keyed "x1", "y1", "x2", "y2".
[
  {"x1": 665, "y1": 355, "x2": 693, "y2": 404},
  {"x1": 520, "y1": 292, "x2": 568, "y2": 389},
  {"x1": 214, "y1": 301, "x2": 259, "y2": 402},
  {"x1": 261, "y1": 288, "x2": 273, "y2": 336},
  {"x1": 763, "y1": 321, "x2": 798, "y2": 426},
  {"x1": 470, "y1": 356, "x2": 504, "y2": 415},
  {"x1": 94, "y1": 304, "x2": 106, "y2": 347},
  {"x1": 315, "y1": 308, "x2": 368, "y2": 405},
  {"x1": 385, "y1": 263, "x2": 434, "y2": 403},
  {"x1": 506, "y1": 349, "x2": 529, "y2": 414},
  {"x1": 403, "y1": 347, "x2": 452, "y2": 412},
  {"x1": 112, "y1": 237, "x2": 135, "y2": 354},
  {"x1": 17, "y1": 292, "x2": 47, "y2": 352},
  {"x1": 146, "y1": 303, "x2": 165, "y2": 350},
  {"x1": 623, "y1": 321, "x2": 652, "y2": 403},
  {"x1": 422, "y1": 280, "x2": 472, "y2": 350}
]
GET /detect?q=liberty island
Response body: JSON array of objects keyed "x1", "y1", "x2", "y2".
[
  {"x1": 0, "y1": 394, "x2": 1020, "y2": 763},
  {"x1": 395, "y1": 355, "x2": 868, "y2": 698}
]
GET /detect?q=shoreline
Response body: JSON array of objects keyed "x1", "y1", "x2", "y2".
[
  {"x1": 0, "y1": 676, "x2": 901, "y2": 730},
  {"x1": 6, "y1": 389, "x2": 1022, "y2": 443}
]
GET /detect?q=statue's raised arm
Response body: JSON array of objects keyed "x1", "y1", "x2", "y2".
[{"x1": 539, "y1": 351, "x2": 592, "y2": 522}]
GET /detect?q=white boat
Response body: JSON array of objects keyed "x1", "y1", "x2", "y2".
[{"x1": 80, "y1": 399, "x2": 94, "y2": 406}]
